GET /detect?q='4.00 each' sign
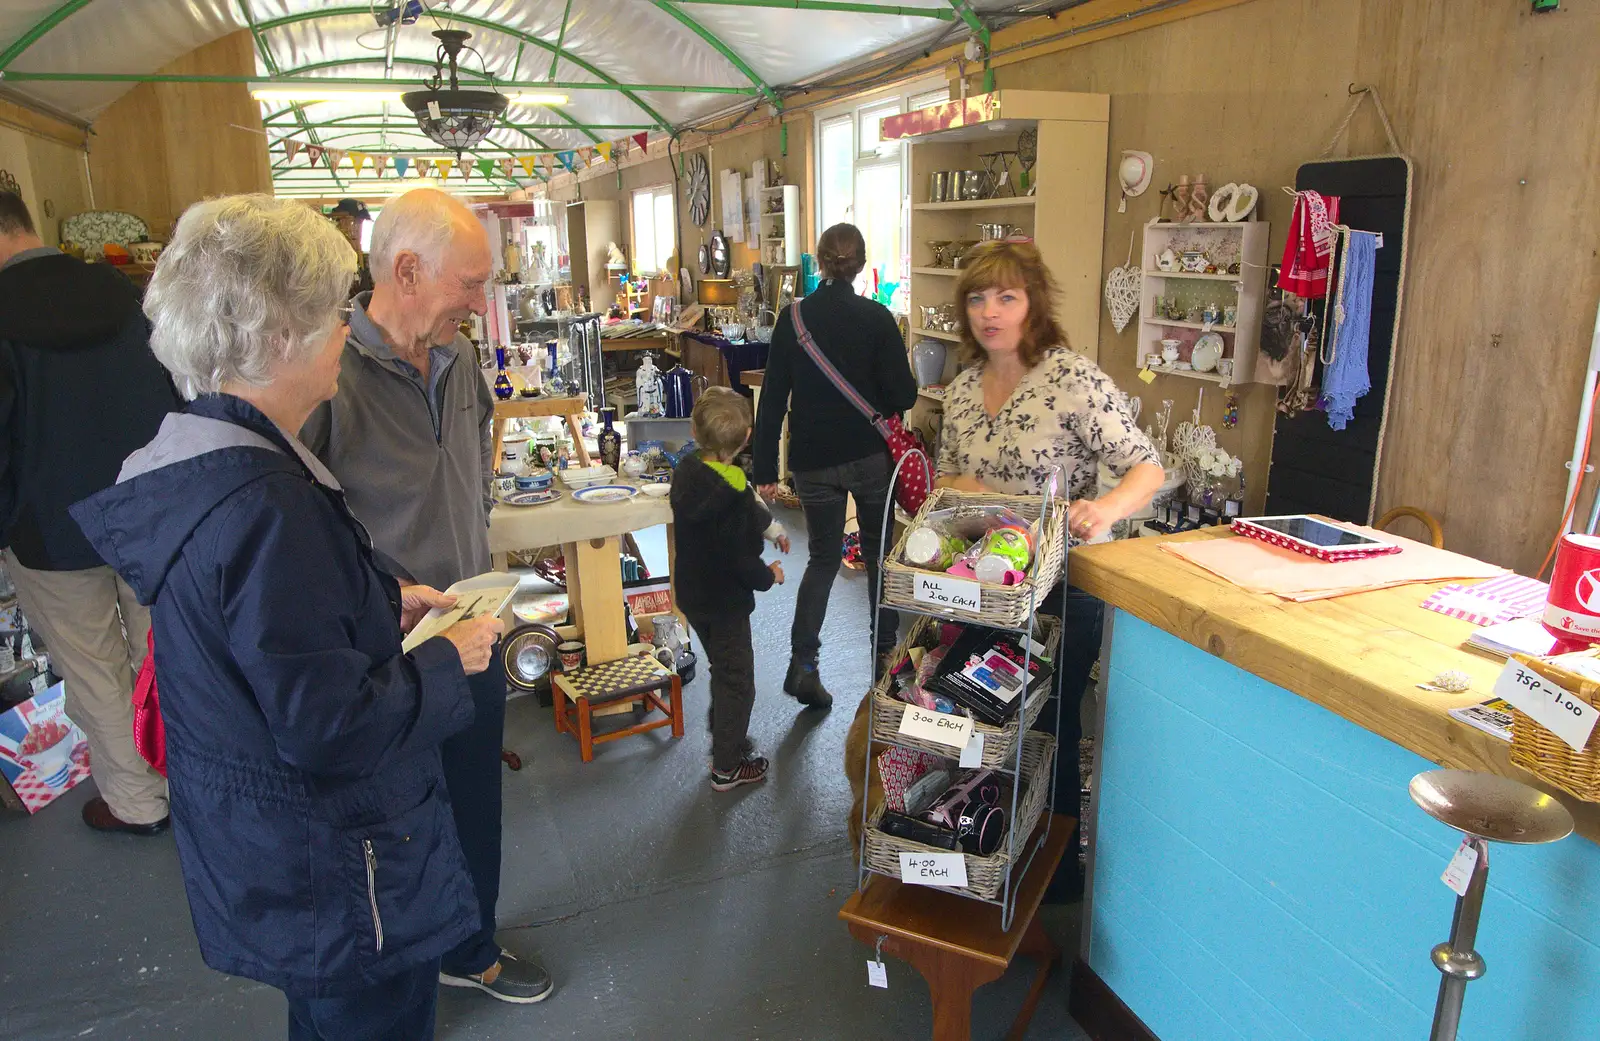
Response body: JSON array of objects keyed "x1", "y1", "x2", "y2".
[{"x1": 1493, "y1": 661, "x2": 1600, "y2": 753}]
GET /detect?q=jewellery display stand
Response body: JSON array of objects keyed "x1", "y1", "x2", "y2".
[{"x1": 855, "y1": 453, "x2": 1066, "y2": 933}]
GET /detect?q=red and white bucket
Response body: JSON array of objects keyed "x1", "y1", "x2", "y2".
[{"x1": 1543, "y1": 533, "x2": 1600, "y2": 652}]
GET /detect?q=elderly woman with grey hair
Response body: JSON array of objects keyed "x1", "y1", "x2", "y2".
[{"x1": 70, "y1": 194, "x2": 503, "y2": 1041}]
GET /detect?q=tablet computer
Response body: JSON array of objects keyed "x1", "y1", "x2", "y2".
[{"x1": 1230, "y1": 515, "x2": 1402, "y2": 561}]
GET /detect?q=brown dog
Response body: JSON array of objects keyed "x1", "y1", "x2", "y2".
[{"x1": 844, "y1": 689, "x2": 883, "y2": 861}]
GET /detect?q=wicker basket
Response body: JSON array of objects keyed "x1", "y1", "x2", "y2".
[
  {"x1": 881, "y1": 488, "x2": 1067, "y2": 630},
  {"x1": 863, "y1": 731, "x2": 1056, "y2": 900},
  {"x1": 870, "y1": 613, "x2": 1061, "y2": 770},
  {"x1": 1508, "y1": 653, "x2": 1600, "y2": 801}
]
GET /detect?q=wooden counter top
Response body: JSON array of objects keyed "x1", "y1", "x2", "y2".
[{"x1": 1072, "y1": 527, "x2": 1600, "y2": 843}]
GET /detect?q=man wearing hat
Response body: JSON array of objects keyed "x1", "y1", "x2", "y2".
[{"x1": 330, "y1": 198, "x2": 374, "y2": 295}]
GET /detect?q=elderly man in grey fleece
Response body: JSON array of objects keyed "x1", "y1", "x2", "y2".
[{"x1": 302, "y1": 188, "x2": 554, "y2": 1007}]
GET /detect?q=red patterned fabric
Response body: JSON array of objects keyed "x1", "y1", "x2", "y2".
[
  {"x1": 132, "y1": 628, "x2": 166, "y2": 777},
  {"x1": 1278, "y1": 191, "x2": 1341, "y2": 299},
  {"x1": 877, "y1": 745, "x2": 943, "y2": 813}
]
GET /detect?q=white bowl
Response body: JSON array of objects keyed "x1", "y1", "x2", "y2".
[{"x1": 640, "y1": 483, "x2": 671, "y2": 498}]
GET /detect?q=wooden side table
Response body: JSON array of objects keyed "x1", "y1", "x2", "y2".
[
  {"x1": 551, "y1": 653, "x2": 685, "y2": 762},
  {"x1": 838, "y1": 815, "x2": 1071, "y2": 1041},
  {"x1": 491, "y1": 393, "x2": 592, "y2": 471}
]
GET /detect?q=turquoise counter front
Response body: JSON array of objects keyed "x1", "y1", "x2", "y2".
[
  {"x1": 1061, "y1": 519, "x2": 1600, "y2": 1041},
  {"x1": 1091, "y1": 611, "x2": 1600, "y2": 1039}
]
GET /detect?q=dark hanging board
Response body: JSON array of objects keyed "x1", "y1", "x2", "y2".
[{"x1": 1264, "y1": 155, "x2": 1412, "y2": 523}]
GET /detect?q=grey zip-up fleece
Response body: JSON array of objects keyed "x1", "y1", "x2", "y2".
[{"x1": 301, "y1": 294, "x2": 495, "y2": 590}]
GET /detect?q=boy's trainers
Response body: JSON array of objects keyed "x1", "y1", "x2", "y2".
[{"x1": 710, "y1": 755, "x2": 769, "y2": 792}]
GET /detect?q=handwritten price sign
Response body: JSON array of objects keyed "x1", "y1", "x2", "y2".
[{"x1": 1493, "y1": 661, "x2": 1599, "y2": 753}]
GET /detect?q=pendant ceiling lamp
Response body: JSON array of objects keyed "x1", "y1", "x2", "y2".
[{"x1": 402, "y1": 29, "x2": 507, "y2": 154}]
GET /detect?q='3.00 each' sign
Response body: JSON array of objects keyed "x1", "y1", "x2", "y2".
[{"x1": 1493, "y1": 661, "x2": 1599, "y2": 753}]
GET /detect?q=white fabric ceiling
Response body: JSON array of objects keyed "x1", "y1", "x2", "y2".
[{"x1": 0, "y1": 0, "x2": 1048, "y2": 191}]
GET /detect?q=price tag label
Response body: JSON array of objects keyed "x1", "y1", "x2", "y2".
[
  {"x1": 1492, "y1": 661, "x2": 1600, "y2": 753},
  {"x1": 867, "y1": 960, "x2": 888, "y2": 988},
  {"x1": 1442, "y1": 839, "x2": 1479, "y2": 897},
  {"x1": 913, "y1": 572, "x2": 982, "y2": 613},
  {"x1": 899, "y1": 705, "x2": 974, "y2": 750},
  {"x1": 899, "y1": 851, "x2": 969, "y2": 888},
  {"x1": 1138, "y1": 368, "x2": 1156, "y2": 384},
  {"x1": 959, "y1": 731, "x2": 985, "y2": 768}
]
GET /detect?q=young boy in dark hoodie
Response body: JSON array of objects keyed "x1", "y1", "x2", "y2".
[{"x1": 670, "y1": 387, "x2": 788, "y2": 791}]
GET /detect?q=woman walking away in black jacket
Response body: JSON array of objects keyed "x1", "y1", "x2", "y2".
[{"x1": 753, "y1": 223, "x2": 917, "y2": 709}]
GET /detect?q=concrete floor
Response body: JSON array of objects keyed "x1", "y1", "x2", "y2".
[{"x1": 0, "y1": 506, "x2": 1087, "y2": 1041}]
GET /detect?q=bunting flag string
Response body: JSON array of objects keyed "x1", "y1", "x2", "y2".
[
  {"x1": 477, "y1": 159, "x2": 496, "y2": 180},
  {"x1": 596, "y1": 141, "x2": 613, "y2": 164},
  {"x1": 457, "y1": 156, "x2": 475, "y2": 178},
  {"x1": 542, "y1": 154, "x2": 554, "y2": 177},
  {"x1": 433, "y1": 158, "x2": 455, "y2": 178},
  {"x1": 305, "y1": 144, "x2": 324, "y2": 165},
  {"x1": 632, "y1": 132, "x2": 650, "y2": 152},
  {"x1": 373, "y1": 154, "x2": 389, "y2": 177},
  {"x1": 283, "y1": 139, "x2": 302, "y2": 163},
  {"x1": 392, "y1": 156, "x2": 410, "y2": 178},
  {"x1": 323, "y1": 148, "x2": 346, "y2": 171},
  {"x1": 557, "y1": 150, "x2": 576, "y2": 172},
  {"x1": 500, "y1": 157, "x2": 516, "y2": 178},
  {"x1": 518, "y1": 155, "x2": 538, "y2": 179},
  {"x1": 348, "y1": 151, "x2": 370, "y2": 175}
]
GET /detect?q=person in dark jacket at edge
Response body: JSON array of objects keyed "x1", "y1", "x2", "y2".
[
  {"x1": 752, "y1": 222, "x2": 918, "y2": 707},
  {"x1": 671, "y1": 387, "x2": 790, "y2": 792},
  {"x1": 0, "y1": 190, "x2": 179, "y2": 835},
  {"x1": 70, "y1": 194, "x2": 504, "y2": 1041},
  {"x1": 300, "y1": 187, "x2": 553, "y2": 1006}
]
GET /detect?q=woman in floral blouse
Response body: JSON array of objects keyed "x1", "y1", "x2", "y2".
[
  {"x1": 937, "y1": 239, "x2": 1163, "y2": 901},
  {"x1": 937, "y1": 239, "x2": 1163, "y2": 540}
]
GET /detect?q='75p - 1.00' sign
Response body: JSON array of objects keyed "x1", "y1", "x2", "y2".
[{"x1": 1493, "y1": 661, "x2": 1599, "y2": 753}]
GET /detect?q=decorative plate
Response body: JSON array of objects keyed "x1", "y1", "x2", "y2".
[
  {"x1": 571, "y1": 484, "x2": 638, "y2": 505},
  {"x1": 500, "y1": 488, "x2": 563, "y2": 507},
  {"x1": 1191, "y1": 332, "x2": 1225, "y2": 373},
  {"x1": 61, "y1": 210, "x2": 149, "y2": 253}
]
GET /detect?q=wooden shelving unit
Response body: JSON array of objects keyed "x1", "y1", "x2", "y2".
[
  {"x1": 1137, "y1": 219, "x2": 1273, "y2": 385},
  {"x1": 759, "y1": 184, "x2": 800, "y2": 266},
  {"x1": 885, "y1": 89, "x2": 1111, "y2": 393}
]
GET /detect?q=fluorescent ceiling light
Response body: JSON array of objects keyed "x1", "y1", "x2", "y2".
[{"x1": 250, "y1": 83, "x2": 567, "y2": 106}]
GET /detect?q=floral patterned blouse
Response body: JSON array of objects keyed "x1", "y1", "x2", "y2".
[{"x1": 936, "y1": 348, "x2": 1160, "y2": 517}]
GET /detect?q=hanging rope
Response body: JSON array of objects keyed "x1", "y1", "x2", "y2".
[{"x1": 1320, "y1": 84, "x2": 1404, "y2": 158}]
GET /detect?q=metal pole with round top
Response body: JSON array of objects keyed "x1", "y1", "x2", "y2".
[{"x1": 1408, "y1": 769, "x2": 1575, "y2": 1041}]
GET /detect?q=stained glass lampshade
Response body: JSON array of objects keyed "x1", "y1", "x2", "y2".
[{"x1": 402, "y1": 29, "x2": 508, "y2": 154}]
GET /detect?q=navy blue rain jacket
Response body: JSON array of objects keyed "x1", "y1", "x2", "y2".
[{"x1": 70, "y1": 394, "x2": 479, "y2": 998}]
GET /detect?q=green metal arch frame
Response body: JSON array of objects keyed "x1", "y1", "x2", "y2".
[
  {"x1": 648, "y1": 1, "x2": 780, "y2": 107},
  {"x1": 0, "y1": 0, "x2": 94, "y2": 72},
  {"x1": 253, "y1": 6, "x2": 673, "y2": 133}
]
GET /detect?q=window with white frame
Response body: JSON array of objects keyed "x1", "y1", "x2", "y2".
[
  {"x1": 815, "y1": 81, "x2": 948, "y2": 312},
  {"x1": 631, "y1": 185, "x2": 676, "y2": 276}
]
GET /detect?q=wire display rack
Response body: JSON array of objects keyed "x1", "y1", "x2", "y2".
[{"x1": 855, "y1": 452, "x2": 1067, "y2": 931}]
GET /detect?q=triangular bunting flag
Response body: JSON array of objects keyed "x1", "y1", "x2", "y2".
[
  {"x1": 633, "y1": 132, "x2": 649, "y2": 152},
  {"x1": 349, "y1": 151, "x2": 370, "y2": 175},
  {"x1": 434, "y1": 159, "x2": 455, "y2": 178},
  {"x1": 457, "y1": 156, "x2": 474, "y2": 178},
  {"x1": 578, "y1": 146, "x2": 593, "y2": 166},
  {"x1": 477, "y1": 159, "x2": 495, "y2": 180},
  {"x1": 596, "y1": 142, "x2": 612, "y2": 164},
  {"x1": 519, "y1": 156, "x2": 538, "y2": 179},
  {"x1": 393, "y1": 156, "x2": 410, "y2": 178},
  {"x1": 373, "y1": 154, "x2": 390, "y2": 177},
  {"x1": 306, "y1": 144, "x2": 324, "y2": 165},
  {"x1": 557, "y1": 150, "x2": 575, "y2": 172},
  {"x1": 325, "y1": 148, "x2": 346, "y2": 171},
  {"x1": 499, "y1": 157, "x2": 516, "y2": 179},
  {"x1": 283, "y1": 139, "x2": 302, "y2": 163},
  {"x1": 541, "y1": 155, "x2": 553, "y2": 177}
]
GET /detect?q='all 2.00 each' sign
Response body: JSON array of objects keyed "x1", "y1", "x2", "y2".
[{"x1": 1493, "y1": 661, "x2": 1600, "y2": 753}]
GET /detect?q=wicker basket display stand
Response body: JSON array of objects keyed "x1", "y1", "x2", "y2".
[
  {"x1": 1508, "y1": 652, "x2": 1600, "y2": 802},
  {"x1": 855, "y1": 453, "x2": 1068, "y2": 930}
]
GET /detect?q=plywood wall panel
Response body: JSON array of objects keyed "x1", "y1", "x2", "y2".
[
  {"x1": 87, "y1": 31, "x2": 270, "y2": 238},
  {"x1": 991, "y1": 0, "x2": 1600, "y2": 573}
]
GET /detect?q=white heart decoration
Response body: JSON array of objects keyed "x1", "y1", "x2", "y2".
[
  {"x1": 1103, "y1": 263, "x2": 1142, "y2": 333},
  {"x1": 1208, "y1": 183, "x2": 1237, "y2": 223},
  {"x1": 1226, "y1": 183, "x2": 1259, "y2": 222}
]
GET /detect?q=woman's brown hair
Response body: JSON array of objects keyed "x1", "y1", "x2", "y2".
[
  {"x1": 817, "y1": 222, "x2": 867, "y2": 281},
  {"x1": 953, "y1": 239, "x2": 1066, "y2": 368}
]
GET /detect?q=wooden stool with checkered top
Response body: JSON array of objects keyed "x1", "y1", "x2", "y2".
[{"x1": 551, "y1": 653, "x2": 684, "y2": 762}]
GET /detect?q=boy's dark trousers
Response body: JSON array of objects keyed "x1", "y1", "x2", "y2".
[{"x1": 687, "y1": 611, "x2": 757, "y2": 773}]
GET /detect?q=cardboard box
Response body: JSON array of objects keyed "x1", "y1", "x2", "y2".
[{"x1": 0, "y1": 681, "x2": 91, "y2": 813}]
